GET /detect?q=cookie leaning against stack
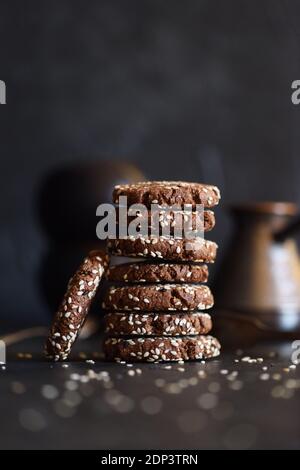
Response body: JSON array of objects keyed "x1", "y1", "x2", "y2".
[
  {"x1": 45, "y1": 250, "x2": 109, "y2": 361},
  {"x1": 103, "y1": 181, "x2": 221, "y2": 363}
]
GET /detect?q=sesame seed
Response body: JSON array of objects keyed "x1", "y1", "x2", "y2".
[{"x1": 260, "y1": 373, "x2": 270, "y2": 381}]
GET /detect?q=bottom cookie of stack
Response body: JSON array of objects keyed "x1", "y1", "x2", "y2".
[{"x1": 104, "y1": 335, "x2": 220, "y2": 363}]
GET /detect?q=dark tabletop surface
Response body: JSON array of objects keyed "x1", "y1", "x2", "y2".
[{"x1": 0, "y1": 335, "x2": 299, "y2": 450}]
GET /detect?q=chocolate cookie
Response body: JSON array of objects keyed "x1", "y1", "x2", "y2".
[
  {"x1": 106, "y1": 262, "x2": 208, "y2": 284},
  {"x1": 102, "y1": 284, "x2": 214, "y2": 312},
  {"x1": 104, "y1": 312, "x2": 212, "y2": 336},
  {"x1": 104, "y1": 335, "x2": 221, "y2": 362},
  {"x1": 45, "y1": 250, "x2": 109, "y2": 361},
  {"x1": 117, "y1": 209, "x2": 215, "y2": 236},
  {"x1": 113, "y1": 181, "x2": 221, "y2": 208},
  {"x1": 108, "y1": 236, "x2": 217, "y2": 263}
]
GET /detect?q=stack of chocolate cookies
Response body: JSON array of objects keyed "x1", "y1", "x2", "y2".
[{"x1": 103, "y1": 181, "x2": 221, "y2": 363}]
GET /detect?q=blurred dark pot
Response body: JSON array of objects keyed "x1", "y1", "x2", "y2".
[{"x1": 38, "y1": 160, "x2": 145, "y2": 242}]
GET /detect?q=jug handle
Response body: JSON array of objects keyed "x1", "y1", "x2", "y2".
[{"x1": 274, "y1": 215, "x2": 300, "y2": 242}]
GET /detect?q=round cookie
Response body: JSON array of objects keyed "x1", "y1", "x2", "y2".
[
  {"x1": 117, "y1": 209, "x2": 215, "y2": 236},
  {"x1": 102, "y1": 284, "x2": 214, "y2": 312},
  {"x1": 106, "y1": 262, "x2": 208, "y2": 284},
  {"x1": 113, "y1": 181, "x2": 221, "y2": 208},
  {"x1": 104, "y1": 335, "x2": 221, "y2": 362},
  {"x1": 104, "y1": 312, "x2": 212, "y2": 336},
  {"x1": 45, "y1": 250, "x2": 109, "y2": 361},
  {"x1": 108, "y1": 236, "x2": 217, "y2": 263}
]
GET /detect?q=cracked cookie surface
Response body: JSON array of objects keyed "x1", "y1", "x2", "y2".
[
  {"x1": 104, "y1": 312, "x2": 212, "y2": 336},
  {"x1": 104, "y1": 335, "x2": 220, "y2": 362},
  {"x1": 113, "y1": 181, "x2": 221, "y2": 208},
  {"x1": 106, "y1": 262, "x2": 208, "y2": 284},
  {"x1": 103, "y1": 284, "x2": 214, "y2": 312},
  {"x1": 108, "y1": 237, "x2": 217, "y2": 263}
]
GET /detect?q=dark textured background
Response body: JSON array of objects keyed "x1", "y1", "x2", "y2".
[{"x1": 1, "y1": 0, "x2": 300, "y2": 329}]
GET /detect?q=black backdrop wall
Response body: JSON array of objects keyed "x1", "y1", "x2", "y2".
[{"x1": 1, "y1": 0, "x2": 300, "y2": 329}]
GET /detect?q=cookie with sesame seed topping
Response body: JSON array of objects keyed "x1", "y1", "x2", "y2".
[
  {"x1": 104, "y1": 335, "x2": 220, "y2": 362},
  {"x1": 104, "y1": 312, "x2": 212, "y2": 336},
  {"x1": 45, "y1": 250, "x2": 110, "y2": 361},
  {"x1": 102, "y1": 284, "x2": 213, "y2": 312},
  {"x1": 106, "y1": 262, "x2": 208, "y2": 284},
  {"x1": 107, "y1": 237, "x2": 217, "y2": 263},
  {"x1": 113, "y1": 181, "x2": 221, "y2": 208},
  {"x1": 117, "y1": 208, "x2": 215, "y2": 235}
]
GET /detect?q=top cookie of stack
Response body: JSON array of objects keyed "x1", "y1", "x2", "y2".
[
  {"x1": 104, "y1": 181, "x2": 221, "y2": 363},
  {"x1": 113, "y1": 181, "x2": 220, "y2": 207}
]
